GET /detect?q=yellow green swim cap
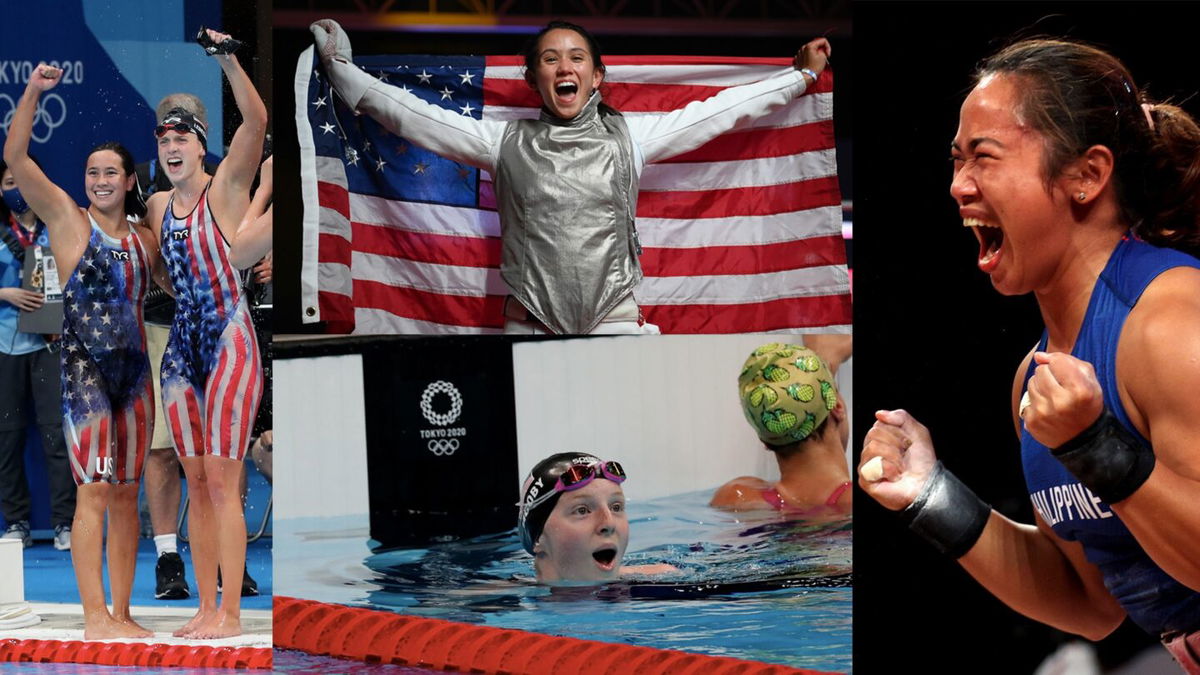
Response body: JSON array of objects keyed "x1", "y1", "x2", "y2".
[{"x1": 739, "y1": 343, "x2": 838, "y2": 446}]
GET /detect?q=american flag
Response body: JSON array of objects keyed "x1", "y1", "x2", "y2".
[{"x1": 295, "y1": 46, "x2": 850, "y2": 334}]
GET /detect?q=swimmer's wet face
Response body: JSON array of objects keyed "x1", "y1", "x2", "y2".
[
  {"x1": 528, "y1": 28, "x2": 605, "y2": 121},
  {"x1": 951, "y1": 73, "x2": 1076, "y2": 297},
  {"x1": 534, "y1": 479, "x2": 629, "y2": 583},
  {"x1": 155, "y1": 110, "x2": 207, "y2": 185},
  {"x1": 519, "y1": 453, "x2": 630, "y2": 582},
  {"x1": 85, "y1": 150, "x2": 134, "y2": 214},
  {"x1": 157, "y1": 131, "x2": 204, "y2": 184}
]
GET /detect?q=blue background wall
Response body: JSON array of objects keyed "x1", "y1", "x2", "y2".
[{"x1": 0, "y1": 0, "x2": 223, "y2": 206}]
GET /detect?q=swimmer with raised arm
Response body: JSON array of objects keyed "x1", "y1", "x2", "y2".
[
  {"x1": 4, "y1": 64, "x2": 156, "y2": 640},
  {"x1": 142, "y1": 28, "x2": 268, "y2": 639}
]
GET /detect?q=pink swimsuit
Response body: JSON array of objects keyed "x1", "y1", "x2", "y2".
[{"x1": 761, "y1": 481, "x2": 851, "y2": 511}]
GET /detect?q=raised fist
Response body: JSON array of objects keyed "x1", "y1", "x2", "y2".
[
  {"x1": 1022, "y1": 351, "x2": 1105, "y2": 448},
  {"x1": 794, "y1": 38, "x2": 831, "y2": 76},
  {"x1": 28, "y1": 64, "x2": 62, "y2": 92},
  {"x1": 858, "y1": 409, "x2": 940, "y2": 511},
  {"x1": 310, "y1": 19, "x2": 354, "y2": 64}
]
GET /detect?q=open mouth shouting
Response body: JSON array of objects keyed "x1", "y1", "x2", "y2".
[
  {"x1": 165, "y1": 157, "x2": 184, "y2": 174},
  {"x1": 554, "y1": 80, "x2": 579, "y2": 105},
  {"x1": 592, "y1": 545, "x2": 618, "y2": 571},
  {"x1": 964, "y1": 217, "x2": 1003, "y2": 273}
]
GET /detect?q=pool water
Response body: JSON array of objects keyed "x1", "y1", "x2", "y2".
[
  {"x1": 273, "y1": 653, "x2": 444, "y2": 674},
  {"x1": 274, "y1": 489, "x2": 852, "y2": 673}
]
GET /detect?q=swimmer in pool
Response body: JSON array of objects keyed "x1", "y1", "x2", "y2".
[
  {"x1": 711, "y1": 343, "x2": 852, "y2": 515},
  {"x1": 518, "y1": 453, "x2": 673, "y2": 583}
]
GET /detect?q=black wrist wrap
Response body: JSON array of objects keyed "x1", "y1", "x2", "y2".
[
  {"x1": 1052, "y1": 409, "x2": 1154, "y2": 504},
  {"x1": 899, "y1": 461, "x2": 991, "y2": 559}
]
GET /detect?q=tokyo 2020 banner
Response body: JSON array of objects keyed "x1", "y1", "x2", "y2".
[{"x1": 0, "y1": 1, "x2": 223, "y2": 205}]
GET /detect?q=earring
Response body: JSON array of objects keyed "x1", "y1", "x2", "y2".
[{"x1": 1077, "y1": 192, "x2": 1087, "y2": 202}]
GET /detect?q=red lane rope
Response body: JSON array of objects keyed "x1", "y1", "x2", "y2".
[
  {"x1": 274, "y1": 596, "x2": 844, "y2": 675},
  {"x1": 0, "y1": 638, "x2": 272, "y2": 669}
]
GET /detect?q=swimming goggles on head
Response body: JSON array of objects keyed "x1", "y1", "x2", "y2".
[
  {"x1": 154, "y1": 109, "x2": 208, "y2": 148},
  {"x1": 525, "y1": 460, "x2": 627, "y2": 513},
  {"x1": 155, "y1": 122, "x2": 197, "y2": 138}
]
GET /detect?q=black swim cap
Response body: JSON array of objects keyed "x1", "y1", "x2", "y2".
[
  {"x1": 156, "y1": 107, "x2": 208, "y2": 150},
  {"x1": 517, "y1": 452, "x2": 602, "y2": 555}
]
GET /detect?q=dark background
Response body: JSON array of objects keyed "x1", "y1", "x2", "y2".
[
  {"x1": 270, "y1": 18, "x2": 852, "y2": 334},
  {"x1": 360, "y1": 336, "x2": 520, "y2": 548},
  {"x1": 852, "y1": 2, "x2": 1199, "y2": 673}
]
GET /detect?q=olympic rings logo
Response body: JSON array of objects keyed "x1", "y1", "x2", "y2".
[
  {"x1": 420, "y1": 380, "x2": 463, "y2": 426},
  {"x1": 0, "y1": 93, "x2": 67, "y2": 143},
  {"x1": 427, "y1": 438, "x2": 460, "y2": 456}
]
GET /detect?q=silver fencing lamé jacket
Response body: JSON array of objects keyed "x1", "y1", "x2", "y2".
[
  {"x1": 494, "y1": 95, "x2": 638, "y2": 333},
  {"x1": 324, "y1": 57, "x2": 809, "y2": 333}
]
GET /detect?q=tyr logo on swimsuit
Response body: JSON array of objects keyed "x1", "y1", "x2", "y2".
[
  {"x1": 172, "y1": 229, "x2": 189, "y2": 240},
  {"x1": 110, "y1": 250, "x2": 130, "y2": 261}
]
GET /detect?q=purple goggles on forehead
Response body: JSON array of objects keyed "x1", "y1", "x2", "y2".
[{"x1": 525, "y1": 460, "x2": 627, "y2": 513}]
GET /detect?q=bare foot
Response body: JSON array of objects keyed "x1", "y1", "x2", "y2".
[
  {"x1": 83, "y1": 613, "x2": 153, "y2": 640},
  {"x1": 112, "y1": 615, "x2": 153, "y2": 638},
  {"x1": 189, "y1": 609, "x2": 241, "y2": 639},
  {"x1": 173, "y1": 607, "x2": 216, "y2": 638}
]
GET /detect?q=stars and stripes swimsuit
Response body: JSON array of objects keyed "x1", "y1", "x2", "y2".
[
  {"x1": 159, "y1": 183, "x2": 262, "y2": 461},
  {"x1": 61, "y1": 214, "x2": 153, "y2": 485}
]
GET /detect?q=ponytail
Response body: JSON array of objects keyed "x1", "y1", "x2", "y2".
[{"x1": 1137, "y1": 103, "x2": 1200, "y2": 256}]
